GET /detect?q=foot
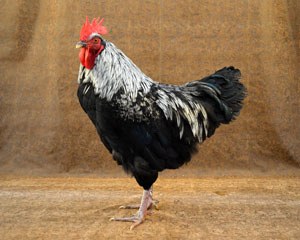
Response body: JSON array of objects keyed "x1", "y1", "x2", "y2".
[
  {"x1": 110, "y1": 210, "x2": 146, "y2": 230},
  {"x1": 110, "y1": 187, "x2": 158, "y2": 230}
]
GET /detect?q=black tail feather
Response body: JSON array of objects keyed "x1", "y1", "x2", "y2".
[{"x1": 201, "y1": 66, "x2": 247, "y2": 123}]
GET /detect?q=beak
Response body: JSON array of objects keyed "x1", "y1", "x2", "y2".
[{"x1": 76, "y1": 41, "x2": 87, "y2": 48}]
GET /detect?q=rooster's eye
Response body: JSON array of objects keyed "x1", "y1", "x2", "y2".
[{"x1": 93, "y1": 38, "x2": 100, "y2": 44}]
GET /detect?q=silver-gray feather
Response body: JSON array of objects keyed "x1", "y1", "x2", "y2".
[{"x1": 155, "y1": 87, "x2": 208, "y2": 142}]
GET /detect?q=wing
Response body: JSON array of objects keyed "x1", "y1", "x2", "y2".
[
  {"x1": 95, "y1": 88, "x2": 199, "y2": 174},
  {"x1": 98, "y1": 115, "x2": 197, "y2": 172}
]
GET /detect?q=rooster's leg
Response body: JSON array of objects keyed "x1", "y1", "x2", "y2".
[
  {"x1": 110, "y1": 187, "x2": 157, "y2": 230},
  {"x1": 119, "y1": 186, "x2": 159, "y2": 210}
]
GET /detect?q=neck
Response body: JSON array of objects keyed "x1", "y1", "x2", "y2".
[{"x1": 85, "y1": 42, "x2": 154, "y2": 101}]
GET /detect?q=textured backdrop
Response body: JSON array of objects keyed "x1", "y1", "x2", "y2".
[{"x1": 0, "y1": 0, "x2": 299, "y2": 176}]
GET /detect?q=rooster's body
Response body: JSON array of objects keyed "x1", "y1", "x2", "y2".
[{"x1": 76, "y1": 18, "x2": 246, "y2": 229}]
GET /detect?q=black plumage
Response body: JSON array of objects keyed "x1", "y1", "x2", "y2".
[{"x1": 78, "y1": 65, "x2": 246, "y2": 190}]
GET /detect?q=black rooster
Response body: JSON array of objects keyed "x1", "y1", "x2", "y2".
[{"x1": 76, "y1": 17, "x2": 246, "y2": 229}]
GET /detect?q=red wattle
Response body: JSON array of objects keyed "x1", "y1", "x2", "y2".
[
  {"x1": 84, "y1": 50, "x2": 97, "y2": 69},
  {"x1": 78, "y1": 46, "x2": 104, "y2": 70}
]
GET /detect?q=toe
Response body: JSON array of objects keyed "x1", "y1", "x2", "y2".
[
  {"x1": 119, "y1": 204, "x2": 140, "y2": 209},
  {"x1": 130, "y1": 219, "x2": 144, "y2": 230}
]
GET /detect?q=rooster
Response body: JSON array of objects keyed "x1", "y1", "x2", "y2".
[{"x1": 75, "y1": 17, "x2": 246, "y2": 229}]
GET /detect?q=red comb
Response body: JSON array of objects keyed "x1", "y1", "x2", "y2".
[{"x1": 80, "y1": 16, "x2": 108, "y2": 40}]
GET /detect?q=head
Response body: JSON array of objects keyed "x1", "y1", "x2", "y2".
[{"x1": 76, "y1": 17, "x2": 108, "y2": 69}]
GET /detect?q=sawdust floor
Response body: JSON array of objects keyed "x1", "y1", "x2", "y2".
[{"x1": 0, "y1": 176, "x2": 299, "y2": 239}]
